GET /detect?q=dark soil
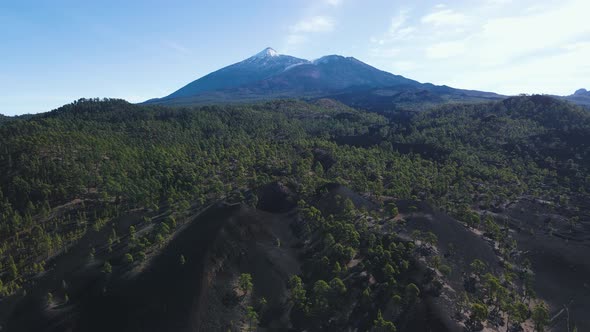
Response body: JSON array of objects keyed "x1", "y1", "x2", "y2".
[
  {"x1": 502, "y1": 199, "x2": 590, "y2": 332},
  {"x1": 0, "y1": 203, "x2": 240, "y2": 332},
  {"x1": 395, "y1": 200, "x2": 502, "y2": 332},
  {"x1": 256, "y1": 181, "x2": 297, "y2": 213}
]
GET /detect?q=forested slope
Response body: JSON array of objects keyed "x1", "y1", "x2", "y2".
[{"x1": 0, "y1": 96, "x2": 588, "y2": 331}]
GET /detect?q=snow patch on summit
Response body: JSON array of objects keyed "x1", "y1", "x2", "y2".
[{"x1": 254, "y1": 47, "x2": 279, "y2": 58}]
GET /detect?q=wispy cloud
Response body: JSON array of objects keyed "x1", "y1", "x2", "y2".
[
  {"x1": 163, "y1": 41, "x2": 190, "y2": 55},
  {"x1": 421, "y1": 9, "x2": 468, "y2": 26},
  {"x1": 370, "y1": 9, "x2": 415, "y2": 45},
  {"x1": 389, "y1": 9, "x2": 409, "y2": 35},
  {"x1": 284, "y1": 15, "x2": 336, "y2": 51},
  {"x1": 366, "y1": 1, "x2": 590, "y2": 94},
  {"x1": 290, "y1": 16, "x2": 335, "y2": 33},
  {"x1": 473, "y1": 0, "x2": 589, "y2": 66}
]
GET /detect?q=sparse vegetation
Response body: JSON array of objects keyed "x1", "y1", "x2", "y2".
[{"x1": 238, "y1": 273, "x2": 253, "y2": 296}]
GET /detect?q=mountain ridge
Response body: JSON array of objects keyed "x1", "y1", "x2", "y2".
[
  {"x1": 553, "y1": 88, "x2": 590, "y2": 107},
  {"x1": 144, "y1": 47, "x2": 504, "y2": 108},
  {"x1": 156, "y1": 47, "x2": 309, "y2": 101}
]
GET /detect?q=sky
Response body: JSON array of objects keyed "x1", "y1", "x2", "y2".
[{"x1": 1, "y1": 0, "x2": 589, "y2": 115}]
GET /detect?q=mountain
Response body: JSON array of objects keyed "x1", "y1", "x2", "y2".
[
  {"x1": 145, "y1": 48, "x2": 503, "y2": 108},
  {"x1": 562, "y1": 88, "x2": 590, "y2": 107},
  {"x1": 152, "y1": 48, "x2": 309, "y2": 102}
]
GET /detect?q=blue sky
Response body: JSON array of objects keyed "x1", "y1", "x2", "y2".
[{"x1": 1, "y1": 0, "x2": 589, "y2": 115}]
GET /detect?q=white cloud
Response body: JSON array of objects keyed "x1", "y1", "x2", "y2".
[
  {"x1": 283, "y1": 15, "x2": 336, "y2": 51},
  {"x1": 370, "y1": 9, "x2": 415, "y2": 45},
  {"x1": 389, "y1": 9, "x2": 409, "y2": 35},
  {"x1": 450, "y1": 41, "x2": 590, "y2": 94},
  {"x1": 472, "y1": 0, "x2": 590, "y2": 66},
  {"x1": 421, "y1": 9, "x2": 468, "y2": 26},
  {"x1": 395, "y1": 27, "x2": 416, "y2": 39},
  {"x1": 366, "y1": 0, "x2": 589, "y2": 95},
  {"x1": 290, "y1": 16, "x2": 335, "y2": 33}
]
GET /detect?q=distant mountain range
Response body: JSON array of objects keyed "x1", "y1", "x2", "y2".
[
  {"x1": 561, "y1": 88, "x2": 590, "y2": 106},
  {"x1": 144, "y1": 47, "x2": 505, "y2": 110},
  {"x1": 142, "y1": 47, "x2": 586, "y2": 111}
]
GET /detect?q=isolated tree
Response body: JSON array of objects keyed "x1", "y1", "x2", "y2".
[
  {"x1": 245, "y1": 305, "x2": 259, "y2": 331},
  {"x1": 333, "y1": 262, "x2": 342, "y2": 274},
  {"x1": 432, "y1": 255, "x2": 442, "y2": 269},
  {"x1": 312, "y1": 280, "x2": 332, "y2": 314},
  {"x1": 506, "y1": 300, "x2": 529, "y2": 331},
  {"x1": 383, "y1": 263, "x2": 396, "y2": 280},
  {"x1": 129, "y1": 225, "x2": 136, "y2": 240},
  {"x1": 483, "y1": 273, "x2": 501, "y2": 302},
  {"x1": 374, "y1": 309, "x2": 397, "y2": 332},
  {"x1": 257, "y1": 297, "x2": 268, "y2": 311},
  {"x1": 471, "y1": 302, "x2": 489, "y2": 325},
  {"x1": 288, "y1": 275, "x2": 307, "y2": 310},
  {"x1": 387, "y1": 202, "x2": 399, "y2": 217},
  {"x1": 470, "y1": 259, "x2": 487, "y2": 276},
  {"x1": 124, "y1": 253, "x2": 134, "y2": 264},
  {"x1": 423, "y1": 231, "x2": 438, "y2": 246},
  {"x1": 532, "y1": 302, "x2": 549, "y2": 332},
  {"x1": 405, "y1": 283, "x2": 420, "y2": 305},
  {"x1": 410, "y1": 230, "x2": 422, "y2": 242},
  {"x1": 179, "y1": 254, "x2": 186, "y2": 265},
  {"x1": 439, "y1": 264, "x2": 452, "y2": 277},
  {"x1": 329, "y1": 277, "x2": 347, "y2": 296},
  {"x1": 102, "y1": 261, "x2": 112, "y2": 274},
  {"x1": 239, "y1": 273, "x2": 253, "y2": 295}
]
